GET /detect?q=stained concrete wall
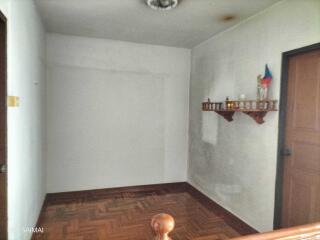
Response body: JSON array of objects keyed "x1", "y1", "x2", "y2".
[{"x1": 189, "y1": 0, "x2": 320, "y2": 232}]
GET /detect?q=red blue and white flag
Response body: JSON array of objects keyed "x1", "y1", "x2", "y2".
[{"x1": 261, "y1": 64, "x2": 272, "y2": 87}]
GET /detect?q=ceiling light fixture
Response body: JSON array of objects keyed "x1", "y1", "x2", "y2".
[{"x1": 146, "y1": 0, "x2": 179, "y2": 11}]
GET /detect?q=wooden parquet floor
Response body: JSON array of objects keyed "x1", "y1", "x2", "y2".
[{"x1": 32, "y1": 183, "x2": 256, "y2": 240}]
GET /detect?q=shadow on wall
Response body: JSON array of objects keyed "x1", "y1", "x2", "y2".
[
  {"x1": 189, "y1": 65, "x2": 243, "y2": 207},
  {"x1": 198, "y1": 119, "x2": 243, "y2": 206}
]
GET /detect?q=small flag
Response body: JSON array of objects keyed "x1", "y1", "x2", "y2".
[{"x1": 261, "y1": 64, "x2": 272, "y2": 87}]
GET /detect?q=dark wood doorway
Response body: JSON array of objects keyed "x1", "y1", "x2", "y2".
[
  {"x1": 0, "y1": 10, "x2": 7, "y2": 240},
  {"x1": 274, "y1": 42, "x2": 320, "y2": 229}
]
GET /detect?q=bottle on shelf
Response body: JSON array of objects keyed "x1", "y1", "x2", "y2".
[
  {"x1": 225, "y1": 97, "x2": 233, "y2": 109},
  {"x1": 225, "y1": 97, "x2": 229, "y2": 109}
]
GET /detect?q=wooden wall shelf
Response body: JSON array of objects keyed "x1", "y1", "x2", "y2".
[{"x1": 202, "y1": 100, "x2": 278, "y2": 124}]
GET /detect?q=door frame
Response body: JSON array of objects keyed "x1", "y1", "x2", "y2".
[
  {"x1": 274, "y1": 42, "x2": 320, "y2": 230},
  {"x1": 0, "y1": 9, "x2": 7, "y2": 240}
]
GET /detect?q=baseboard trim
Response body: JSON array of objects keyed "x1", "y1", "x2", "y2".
[
  {"x1": 45, "y1": 182, "x2": 189, "y2": 205},
  {"x1": 186, "y1": 181, "x2": 258, "y2": 235}
]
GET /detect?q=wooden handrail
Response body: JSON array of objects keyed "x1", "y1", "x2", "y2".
[
  {"x1": 151, "y1": 213, "x2": 175, "y2": 240},
  {"x1": 231, "y1": 222, "x2": 320, "y2": 240},
  {"x1": 150, "y1": 214, "x2": 320, "y2": 240}
]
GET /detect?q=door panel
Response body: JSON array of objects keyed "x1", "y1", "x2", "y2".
[
  {"x1": 292, "y1": 142, "x2": 320, "y2": 173},
  {"x1": 281, "y1": 49, "x2": 320, "y2": 228}
]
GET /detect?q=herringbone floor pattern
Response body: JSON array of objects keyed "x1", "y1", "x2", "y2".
[{"x1": 32, "y1": 183, "x2": 256, "y2": 240}]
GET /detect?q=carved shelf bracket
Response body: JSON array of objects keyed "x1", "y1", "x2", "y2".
[
  {"x1": 214, "y1": 111, "x2": 235, "y2": 122},
  {"x1": 243, "y1": 111, "x2": 268, "y2": 124}
]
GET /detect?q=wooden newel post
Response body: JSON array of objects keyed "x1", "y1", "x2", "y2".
[{"x1": 151, "y1": 213, "x2": 175, "y2": 240}]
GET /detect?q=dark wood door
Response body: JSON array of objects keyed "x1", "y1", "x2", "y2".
[
  {"x1": 0, "y1": 11, "x2": 7, "y2": 240},
  {"x1": 281, "y1": 48, "x2": 320, "y2": 228}
]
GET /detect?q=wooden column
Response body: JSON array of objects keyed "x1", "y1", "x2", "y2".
[{"x1": 151, "y1": 213, "x2": 175, "y2": 240}]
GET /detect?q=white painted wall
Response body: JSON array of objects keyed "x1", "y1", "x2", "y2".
[
  {"x1": 0, "y1": 0, "x2": 7, "y2": 16},
  {"x1": 189, "y1": 0, "x2": 320, "y2": 232},
  {"x1": 0, "y1": 0, "x2": 46, "y2": 240},
  {"x1": 46, "y1": 33, "x2": 190, "y2": 193}
]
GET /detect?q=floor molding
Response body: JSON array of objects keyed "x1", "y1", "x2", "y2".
[
  {"x1": 45, "y1": 182, "x2": 190, "y2": 205},
  {"x1": 185, "y1": 182, "x2": 258, "y2": 235}
]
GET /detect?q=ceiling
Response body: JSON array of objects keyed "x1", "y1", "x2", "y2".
[{"x1": 35, "y1": 0, "x2": 281, "y2": 49}]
